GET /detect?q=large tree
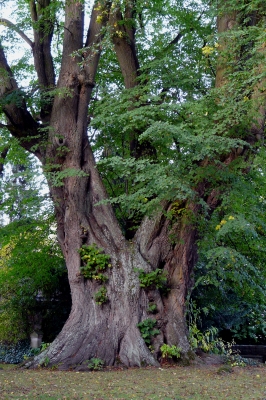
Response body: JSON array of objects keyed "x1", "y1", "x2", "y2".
[{"x1": 0, "y1": 0, "x2": 265, "y2": 368}]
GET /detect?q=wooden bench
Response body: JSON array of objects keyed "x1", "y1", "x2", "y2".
[{"x1": 232, "y1": 345, "x2": 266, "y2": 363}]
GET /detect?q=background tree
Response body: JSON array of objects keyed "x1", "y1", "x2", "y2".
[
  {"x1": 192, "y1": 149, "x2": 266, "y2": 344},
  {"x1": 0, "y1": 132, "x2": 50, "y2": 222},
  {"x1": 0, "y1": 137, "x2": 71, "y2": 344},
  {"x1": 0, "y1": 0, "x2": 265, "y2": 368},
  {"x1": 0, "y1": 217, "x2": 70, "y2": 344}
]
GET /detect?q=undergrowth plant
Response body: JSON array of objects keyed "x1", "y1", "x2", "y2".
[
  {"x1": 219, "y1": 340, "x2": 246, "y2": 367},
  {"x1": 187, "y1": 300, "x2": 219, "y2": 352},
  {"x1": 87, "y1": 357, "x2": 104, "y2": 370},
  {"x1": 24, "y1": 342, "x2": 51, "y2": 359},
  {"x1": 160, "y1": 344, "x2": 181, "y2": 359},
  {"x1": 189, "y1": 323, "x2": 219, "y2": 353},
  {"x1": 137, "y1": 318, "x2": 160, "y2": 345},
  {"x1": 187, "y1": 301, "x2": 251, "y2": 367},
  {"x1": 39, "y1": 356, "x2": 50, "y2": 367}
]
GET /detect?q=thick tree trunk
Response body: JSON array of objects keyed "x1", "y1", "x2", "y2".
[
  {"x1": 28, "y1": 182, "x2": 197, "y2": 368},
  {"x1": 36, "y1": 244, "x2": 162, "y2": 368}
]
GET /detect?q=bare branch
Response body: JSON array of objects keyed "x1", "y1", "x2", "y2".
[{"x1": 0, "y1": 18, "x2": 33, "y2": 48}]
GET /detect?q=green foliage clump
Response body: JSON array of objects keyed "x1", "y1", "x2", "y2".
[
  {"x1": 147, "y1": 303, "x2": 157, "y2": 313},
  {"x1": 137, "y1": 318, "x2": 160, "y2": 345},
  {"x1": 189, "y1": 323, "x2": 219, "y2": 353},
  {"x1": 160, "y1": 344, "x2": 181, "y2": 359},
  {"x1": 94, "y1": 286, "x2": 108, "y2": 305},
  {"x1": 46, "y1": 167, "x2": 88, "y2": 188},
  {"x1": 0, "y1": 340, "x2": 32, "y2": 364},
  {"x1": 188, "y1": 301, "x2": 219, "y2": 353},
  {"x1": 26, "y1": 342, "x2": 51, "y2": 358},
  {"x1": 0, "y1": 137, "x2": 50, "y2": 222},
  {"x1": 79, "y1": 244, "x2": 111, "y2": 283},
  {"x1": 193, "y1": 155, "x2": 266, "y2": 343},
  {"x1": 187, "y1": 302, "x2": 250, "y2": 366},
  {"x1": 219, "y1": 341, "x2": 246, "y2": 367},
  {"x1": 135, "y1": 268, "x2": 167, "y2": 290},
  {"x1": 87, "y1": 357, "x2": 104, "y2": 371}
]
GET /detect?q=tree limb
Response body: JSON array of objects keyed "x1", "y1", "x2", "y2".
[
  {"x1": 0, "y1": 45, "x2": 41, "y2": 157},
  {"x1": 0, "y1": 18, "x2": 33, "y2": 48},
  {"x1": 0, "y1": 145, "x2": 9, "y2": 177},
  {"x1": 29, "y1": 0, "x2": 55, "y2": 92},
  {"x1": 109, "y1": 3, "x2": 140, "y2": 89},
  {"x1": 163, "y1": 9, "x2": 205, "y2": 53}
]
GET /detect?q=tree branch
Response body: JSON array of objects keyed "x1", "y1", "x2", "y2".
[
  {"x1": 163, "y1": 9, "x2": 205, "y2": 53},
  {"x1": 0, "y1": 45, "x2": 41, "y2": 157},
  {"x1": 29, "y1": 0, "x2": 55, "y2": 91},
  {"x1": 109, "y1": 3, "x2": 140, "y2": 89},
  {"x1": 83, "y1": 1, "x2": 112, "y2": 86},
  {"x1": 166, "y1": 31, "x2": 183, "y2": 49},
  {"x1": 0, "y1": 145, "x2": 9, "y2": 177},
  {"x1": 0, "y1": 18, "x2": 33, "y2": 48}
]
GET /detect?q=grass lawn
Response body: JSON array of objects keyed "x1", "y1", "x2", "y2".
[{"x1": 0, "y1": 363, "x2": 265, "y2": 399}]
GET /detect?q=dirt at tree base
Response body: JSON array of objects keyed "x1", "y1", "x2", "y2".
[{"x1": 192, "y1": 351, "x2": 224, "y2": 366}]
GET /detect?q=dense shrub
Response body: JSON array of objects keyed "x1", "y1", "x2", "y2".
[{"x1": 0, "y1": 340, "x2": 32, "y2": 364}]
